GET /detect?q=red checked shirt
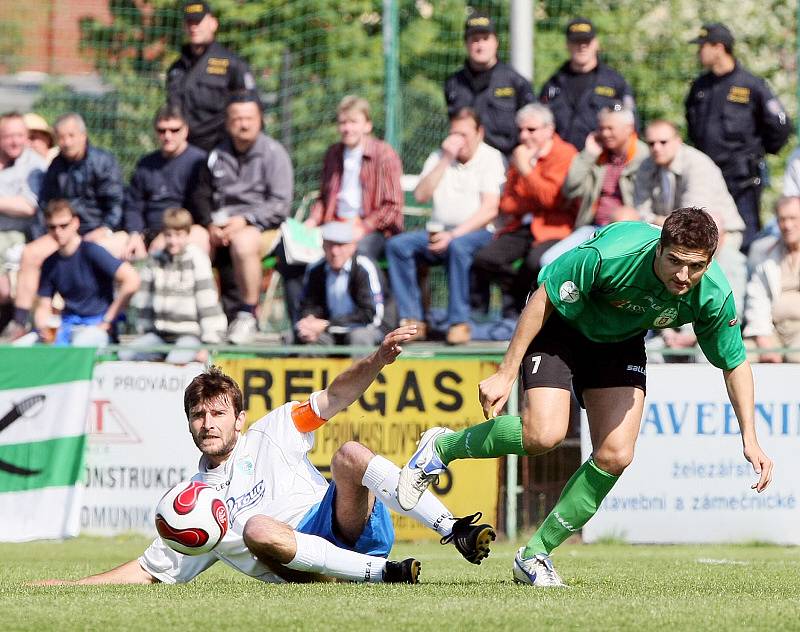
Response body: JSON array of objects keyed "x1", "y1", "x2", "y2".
[{"x1": 309, "y1": 136, "x2": 404, "y2": 236}]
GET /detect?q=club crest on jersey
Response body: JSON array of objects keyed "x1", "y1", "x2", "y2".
[
  {"x1": 237, "y1": 456, "x2": 254, "y2": 474},
  {"x1": 653, "y1": 307, "x2": 678, "y2": 327},
  {"x1": 559, "y1": 281, "x2": 580, "y2": 304}
]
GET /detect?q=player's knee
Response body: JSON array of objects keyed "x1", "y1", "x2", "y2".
[
  {"x1": 243, "y1": 515, "x2": 281, "y2": 551},
  {"x1": 521, "y1": 424, "x2": 566, "y2": 454},
  {"x1": 593, "y1": 447, "x2": 634, "y2": 476},
  {"x1": 330, "y1": 441, "x2": 371, "y2": 481}
]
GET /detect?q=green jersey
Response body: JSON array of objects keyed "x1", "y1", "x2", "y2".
[{"x1": 539, "y1": 222, "x2": 745, "y2": 370}]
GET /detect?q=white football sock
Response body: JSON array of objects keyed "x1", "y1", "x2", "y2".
[
  {"x1": 362, "y1": 454, "x2": 456, "y2": 538},
  {"x1": 285, "y1": 531, "x2": 386, "y2": 583}
]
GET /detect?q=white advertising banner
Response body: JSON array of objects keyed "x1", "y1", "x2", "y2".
[
  {"x1": 82, "y1": 362, "x2": 204, "y2": 535},
  {"x1": 582, "y1": 364, "x2": 799, "y2": 544}
]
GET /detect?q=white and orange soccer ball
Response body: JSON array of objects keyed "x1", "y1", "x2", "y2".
[{"x1": 155, "y1": 480, "x2": 229, "y2": 555}]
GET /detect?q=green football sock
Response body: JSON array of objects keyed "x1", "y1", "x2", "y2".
[
  {"x1": 434, "y1": 415, "x2": 527, "y2": 466},
  {"x1": 524, "y1": 458, "x2": 619, "y2": 558}
]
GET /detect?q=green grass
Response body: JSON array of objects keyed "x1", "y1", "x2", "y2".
[{"x1": 3, "y1": 537, "x2": 800, "y2": 631}]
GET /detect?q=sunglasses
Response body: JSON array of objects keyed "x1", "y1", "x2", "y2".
[
  {"x1": 519, "y1": 126, "x2": 544, "y2": 133},
  {"x1": 646, "y1": 138, "x2": 674, "y2": 147},
  {"x1": 46, "y1": 220, "x2": 73, "y2": 231},
  {"x1": 156, "y1": 126, "x2": 184, "y2": 135}
]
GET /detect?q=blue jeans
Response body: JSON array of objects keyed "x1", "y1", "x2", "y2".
[{"x1": 386, "y1": 229, "x2": 491, "y2": 325}]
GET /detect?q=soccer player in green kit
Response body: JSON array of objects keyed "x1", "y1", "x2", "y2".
[{"x1": 396, "y1": 207, "x2": 774, "y2": 586}]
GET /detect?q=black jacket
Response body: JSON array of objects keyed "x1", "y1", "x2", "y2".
[
  {"x1": 539, "y1": 61, "x2": 635, "y2": 150},
  {"x1": 34, "y1": 144, "x2": 124, "y2": 238},
  {"x1": 300, "y1": 255, "x2": 396, "y2": 331},
  {"x1": 166, "y1": 42, "x2": 255, "y2": 152},
  {"x1": 445, "y1": 61, "x2": 535, "y2": 156},
  {"x1": 686, "y1": 61, "x2": 791, "y2": 191}
]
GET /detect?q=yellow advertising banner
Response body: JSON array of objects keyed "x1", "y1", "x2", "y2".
[{"x1": 216, "y1": 357, "x2": 500, "y2": 540}]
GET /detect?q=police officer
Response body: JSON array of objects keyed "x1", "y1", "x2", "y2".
[
  {"x1": 444, "y1": 12, "x2": 535, "y2": 157},
  {"x1": 686, "y1": 23, "x2": 791, "y2": 251},
  {"x1": 539, "y1": 17, "x2": 635, "y2": 151},
  {"x1": 166, "y1": 1, "x2": 256, "y2": 152}
]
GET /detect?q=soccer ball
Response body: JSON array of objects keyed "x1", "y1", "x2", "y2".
[{"x1": 155, "y1": 480, "x2": 229, "y2": 555}]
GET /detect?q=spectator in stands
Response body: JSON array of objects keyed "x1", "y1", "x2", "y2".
[
  {"x1": 30, "y1": 199, "x2": 139, "y2": 347},
  {"x1": 167, "y1": 1, "x2": 256, "y2": 152},
  {"x1": 122, "y1": 208, "x2": 226, "y2": 363},
  {"x1": 0, "y1": 112, "x2": 47, "y2": 333},
  {"x1": 22, "y1": 113, "x2": 57, "y2": 164},
  {"x1": 686, "y1": 23, "x2": 791, "y2": 251},
  {"x1": 444, "y1": 11, "x2": 535, "y2": 157},
  {"x1": 296, "y1": 222, "x2": 394, "y2": 346},
  {"x1": 635, "y1": 119, "x2": 746, "y2": 289},
  {"x1": 743, "y1": 196, "x2": 800, "y2": 363},
  {"x1": 190, "y1": 91, "x2": 293, "y2": 345},
  {"x1": 385, "y1": 107, "x2": 505, "y2": 344},
  {"x1": 539, "y1": 17, "x2": 635, "y2": 151},
  {"x1": 540, "y1": 105, "x2": 646, "y2": 266},
  {"x1": 279, "y1": 95, "x2": 403, "y2": 327},
  {"x1": 7, "y1": 112, "x2": 126, "y2": 338},
  {"x1": 472, "y1": 103, "x2": 577, "y2": 318},
  {"x1": 124, "y1": 104, "x2": 208, "y2": 260},
  {"x1": 783, "y1": 147, "x2": 800, "y2": 199}
]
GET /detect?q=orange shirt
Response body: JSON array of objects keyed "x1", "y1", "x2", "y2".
[{"x1": 497, "y1": 133, "x2": 578, "y2": 244}]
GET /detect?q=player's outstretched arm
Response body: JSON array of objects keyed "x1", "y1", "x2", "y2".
[
  {"x1": 34, "y1": 559, "x2": 159, "y2": 586},
  {"x1": 478, "y1": 285, "x2": 554, "y2": 418},
  {"x1": 315, "y1": 325, "x2": 417, "y2": 420},
  {"x1": 723, "y1": 359, "x2": 774, "y2": 493}
]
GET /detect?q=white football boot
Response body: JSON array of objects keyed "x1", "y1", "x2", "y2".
[
  {"x1": 513, "y1": 548, "x2": 567, "y2": 587},
  {"x1": 396, "y1": 426, "x2": 453, "y2": 510}
]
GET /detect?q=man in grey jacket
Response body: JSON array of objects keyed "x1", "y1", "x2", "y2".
[{"x1": 190, "y1": 91, "x2": 293, "y2": 344}]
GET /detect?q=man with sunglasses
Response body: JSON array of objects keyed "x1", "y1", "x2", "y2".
[
  {"x1": 635, "y1": 120, "x2": 745, "y2": 254},
  {"x1": 472, "y1": 103, "x2": 578, "y2": 319},
  {"x1": 123, "y1": 104, "x2": 208, "y2": 260},
  {"x1": 24, "y1": 199, "x2": 140, "y2": 346}
]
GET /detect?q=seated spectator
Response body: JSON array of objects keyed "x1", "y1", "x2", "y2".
[
  {"x1": 472, "y1": 103, "x2": 577, "y2": 318},
  {"x1": 385, "y1": 107, "x2": 505, "y2": 344},
  {"x1": 122, "y1": 208, "x2": 226, "y2": 364},
  {"x1": 296, "y1": 222, "x2": 394, "y2": 346},
  {"x1": 8, "y1": 112, "x2": 127, "y2": 337},
  {"x1": 28, "y1": 199, "x2": 139, "y2": 347},
  {"x1": 22, "y1": 113, "x2": 58, "y2": 164},
  {"x1": 743, "y1": 196, "x2": 800, "y2": 362},
  {"x1": 0, "y1": 112, "x2": 47, "y2": 333},
  {"x1": 635, "y1": 120, "x2": 745, "y2": 248},
  {"x1": 190, "y1": 91, "x2": 293, "y2": 344},
  {"x1": 123, "y1": 104, "x2": 208, "y2": 260},
  {"x1": 540, "y1": 105, "x2": 646, "y2": 266},
  {"x1": 279, "y1": 96, "x2": 404, "y2": 326}
]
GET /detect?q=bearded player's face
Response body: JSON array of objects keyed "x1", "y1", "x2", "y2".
[{"x1": 188, "y1": 395, "x2": 244, "y2": 463}]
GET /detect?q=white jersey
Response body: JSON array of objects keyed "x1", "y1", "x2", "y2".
[{"x1": 139, "y1": 398, "x2": 328, "y2": 583}]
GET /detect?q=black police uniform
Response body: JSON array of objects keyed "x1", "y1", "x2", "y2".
[
  {"x1": 539, "y1": 61, "x2": 635, "y2": 151},
  {"x1": 686, "y1": 61, "x2": 791, "y2": 249},
  {"x1": 445, "y1": 61, "x2": 535, "y2": 156},
  {"x1": 166, "y1": 42, "x2": 255, "y2": 152}
]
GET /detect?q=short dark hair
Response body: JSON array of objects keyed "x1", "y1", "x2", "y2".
[
  {"x1": 183, "y1": 366, "x2": 243, "y2": 420},
  {"x1": 153, "y1": 103, "x2": 186, "y2": 127},
  {"x1": 449, "y1": 106, "x2": 481, "y2": 128},
  {"x1": 227, "y1": 90, "x2": 263, "y2": 113},
  {"x1": 44, "y1": 199, "x2": 77, "y2": 221},
  {"x1": 660, "y1": 207, "x2": 718, "y2": 257}
]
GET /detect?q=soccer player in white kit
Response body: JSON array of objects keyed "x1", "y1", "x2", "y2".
[{"x1": 38, "y1": 325, "x2": 495, "y2": 585}]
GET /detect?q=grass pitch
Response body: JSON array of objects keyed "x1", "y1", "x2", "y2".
[{"x1": 2, "y1": 536, "x2": 799, "y2": 631}]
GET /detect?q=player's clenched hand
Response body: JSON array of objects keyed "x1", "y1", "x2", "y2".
[
  {"x1": 478, "y1": 371, "x2": 515, "y2": 419},
  {"x1": 744, "y1": 443, "x2": 774, "y2": 493},
  {"x1": 377, "y1": 325, "x2": 417, "y2": 365}
]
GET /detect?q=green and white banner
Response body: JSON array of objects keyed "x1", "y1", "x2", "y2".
[{"x1": 0, "y1": 347, "x2": 95, "y2": 541}]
